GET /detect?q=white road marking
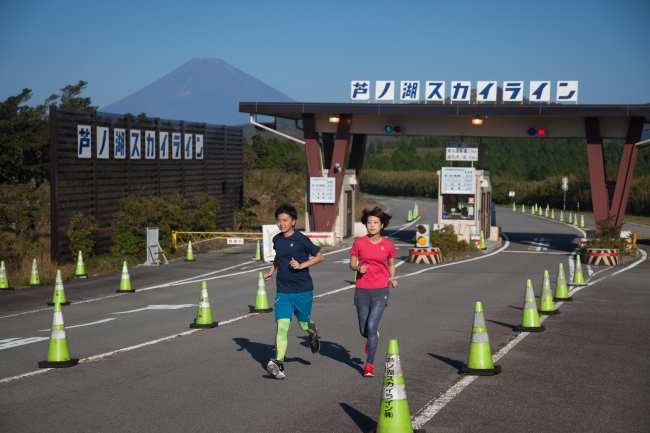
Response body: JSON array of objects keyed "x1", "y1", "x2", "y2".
[
  {"x1": 411, "y1": 246, "x2": 647, "y2": 429},
  {"x1": 333, "y1": 259, "x2": 351, "y2": 264},
  {"x1": 38, "y1": 318, "x2": 116, "y2": 331},
  {"x1": 111, "y1": 305, "x2": 195, "y2": 314},
  {"x1": 0, "y1": 337, "x2": 50, "y2": 350},
  {"x1": 502, "y1": 251, "x2": 568, "y2": 255},
  {"x1": 528, "y1": 238, "x2": 551, "y2": 251}
]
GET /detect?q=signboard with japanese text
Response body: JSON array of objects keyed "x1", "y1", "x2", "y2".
[
  {"x1": 375, "y1": 81, "x2": 394, "y2": 101},
  {"x1": 446, "y1": 142, "x2": 479, "y2": 161},
  {"x1": 77, "y1": 125, "x2": 91, "y2": 158},
  {"x1": 262, "y1": 225, "x2": 281, "y2": 262},
  {"x1": 425, "y1": 81, "x2": 445, "y2": 102},
  {"x1": 310, "y1": 177, "x2": 336, "y2": 203},
  {"x1": 351, "y1": 81, "x2": 370, "y2": 101},
  {"x1": 441, "y1": 167, "x2": 475, "y2": 194},
  {"x1": 97, "y1": 127, "x2": 109, "y2": 159},
  {"x1": 400, "y1": 81, "x2": 419, "y2": 102},
  {"x1": 476, "y1": 81, "x2": 497, "y2": 102},
  {"x1": 450, "y1": 81, "x2": 471, "y2": 101},
  {"x1": 556, "y1": 81, "x2": 578, "y2": 102}
]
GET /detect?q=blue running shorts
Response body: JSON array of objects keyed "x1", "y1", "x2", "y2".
[{"x1": 274, "y1": 291, "x2": 313, "y2": 322}]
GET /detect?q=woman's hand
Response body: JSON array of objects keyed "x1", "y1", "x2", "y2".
[
  {"x1": 390, "y1": 278, "x2": 398, "y2": 288},
  {"x1": 358, "y1": 265, "x2": 369, "y2": 274}
]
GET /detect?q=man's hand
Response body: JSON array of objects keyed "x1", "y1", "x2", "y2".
[
  {"x1": 289, "y1": 257, "x2": 302, "y2": 270},
  {"x1": 263, "y1": 271, "x2": 273, "y2": 281}
]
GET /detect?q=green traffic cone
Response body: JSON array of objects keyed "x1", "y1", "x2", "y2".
[
  {"x1": 539, "y1": 270, "x2": 560, "y2": 315},
  {"x1": 568, "y1": 212, "x2": 573, "y2": 224},
  {"x1": 185, "y1": 241, "x2": 195, "y2": 261},
  {"x1": 517, "y1": 279, "x2": 545, "y2": 332},
  {"x1": 190, "y1": 281, "x2": 217, "y2": 328},
  {"x1": 116, "y1": 261, "x2": 135, "y2": 293},
  {"x1": 461, "y1": 301, "x2": 501, "y2": 375},
  {"x1": 538, "y1": 207, "x2": 543, "y2": 216},
  {"x1": 48, "y1": 270, "x2": 70, "y2": 306},
  {"x1": 480, "y1": 230, "x2": 487, "y2": 250},
  {"x1": 551, "y1": 209, "x2": 555, "y2": 220},
  {"x1": 38, "y1": 302, "x2": 79, "y2": 368},
  {"x1": 28, "y1": 259, "x2": 42, "y2": 286},
  {"x1": 554, "y1": 263, "x2": 572, "y2": 301},
  {"x1": 250, "y1": 272, "x2": 273, "y2": 313},
  {"x1": 0, "y1": 261, "x2": 14, "y2": 290},
  {"x1": 559, "y1": 211, "x2": 564, "y2": 222},
  {"x1": 570, "y1": 255, "x2": 586, "y2": 285},
  {"x1": 521, "y1": 204, "x2": 525, "y2": 213},
  {"x1": 407, "y1": 210, "x2": 413, "y2": 222},
  {"x1": 580, "y1": 215, "x2": 586, "y2": 228},
  {"x1": 74, "y1": 251, "x2": 88, "y2": 278},
  {"x1": 512, "y1": 202, "x2": 516, "y2": 212},
  {"x1": 253, "y1": 240, "x2": 261, "y2": 260}
]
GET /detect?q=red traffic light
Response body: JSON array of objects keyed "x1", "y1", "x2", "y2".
[
  {"x1": 537, "y1": 128, "x2": 546, "y2": 136},
  {"x1": 393, "y1": 125, "x2": 402, "y2": 133},
  {"x1": 527, "y1": 127, "x2": 548, "y2": 137}
]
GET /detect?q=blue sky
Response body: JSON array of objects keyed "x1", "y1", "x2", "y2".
[{"x1": 1, "y1": 0, "x2": 648, "y2": 108}]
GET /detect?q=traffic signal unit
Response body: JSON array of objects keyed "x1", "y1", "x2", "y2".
[
  {"x1": 415, "y1": 224, "x2": 430, "y2": 247},
  {"x1": 527, "y1": 127, "x2": 548, "y2": 137},
  {"x1": 384, "y1": 125, "x2": 403, "y2": 134}
]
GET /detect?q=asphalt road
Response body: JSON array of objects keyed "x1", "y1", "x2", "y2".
[{"x1": 1, "y1": 197, "x2": 647, "y2": 432}]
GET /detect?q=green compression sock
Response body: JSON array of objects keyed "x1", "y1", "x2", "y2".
[
  {"x1": 299, "y1": 320, "x2": 318, "y2": 337},
  {"x1": 275, "y1": 319, "x2": 290, "y2": 361}
]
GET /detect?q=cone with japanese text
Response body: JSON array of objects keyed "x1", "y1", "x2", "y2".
[
  {"x1": 250, "y1": 271, "x2": 273, "y2": 313},
  {"x1": 554, "y1": 263, "x2": 572, "y2": 301},
  {"x1": 580, "y1": 215, "x2": 586, "y2": 228},
  {"x1": 253, "y1": 240, "x2": 261, "y2": 260},
  {"x1": 539, "y1": 270, "x2": 560, "y2": 315},
  {"x1": 116, "y1": 261, "x2": 135, "y2": 293},
  {"x1": 480, "y1": 230, "x2": 486, "y2": 250},
  {"x1": 190, "y1": 281, "x2": 217, "y2": 328},
  {"x1": 185, "y1": 240, "x2": 196, "y2": 261},
  {"x1": 374, "y1": 339, "x2": 425, "y2": 433},
  {"x1": 517, "y1": 279, "x2": 545, "y2": 332},
  {"x1": 74, "y1": 250, "x2": 88, "y2": 278},
  {"x1": 461, "y1": 301, "x2": 501, "y2": 376},
  {"x1": 0, "y1": 261, "x2": 14, "y2": 290},
  {"x1": 38, "y1": 302, "x2": 79, "y2": 368},
  {"x1": 28, "y1": 259, "x2": 42, "y2": 286},
  {"x1": 48, "y1": 270, "x2": 70, "y2": 306},
  {"x1": 570, "y1": 255, "x2": 586, "y2": 286}
]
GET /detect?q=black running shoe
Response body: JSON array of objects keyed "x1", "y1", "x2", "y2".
[
  {"x1": 267, "y1": 359, "x2": 285, "y2": 379},
  {"x1": 309, "y1": 334, "x2": 320, "y2": 354}
]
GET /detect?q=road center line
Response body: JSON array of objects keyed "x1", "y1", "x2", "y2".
[{"x1": 38, "y1": 318, "x2": 116, "y2": 332}]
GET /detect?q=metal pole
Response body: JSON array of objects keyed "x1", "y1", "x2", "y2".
[{"x1": 563, "y1": 191, "x2": 566, "y2": 212}]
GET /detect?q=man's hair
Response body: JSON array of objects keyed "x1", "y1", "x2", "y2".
[
  {"x1": 360, "y1": 207, "x2": 392, "y2": 228},
  {"x1": 275, "y1": 203, "x2": 298, "y2": 221}
]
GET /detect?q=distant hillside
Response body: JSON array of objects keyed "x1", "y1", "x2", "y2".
[{"x1": 102, "y1": 58, "x2": 295, "y2": 125}]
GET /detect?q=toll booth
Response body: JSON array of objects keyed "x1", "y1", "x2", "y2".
[
  {"x1": 305, "y1": 169, "x2": 357, "y2": 244},
  {"x1": 436, "y1": 168, "x2": 493, "y2": 243}
]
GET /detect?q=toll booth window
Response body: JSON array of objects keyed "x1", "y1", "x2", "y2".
[{"x1": 442, "y1": 194, "x2": 475, "y2": 219}]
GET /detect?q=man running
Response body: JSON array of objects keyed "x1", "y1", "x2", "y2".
[{"x1": 264, "y1": 203, "x2": 324, "y2": 379}]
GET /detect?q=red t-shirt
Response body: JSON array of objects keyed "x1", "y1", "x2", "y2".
[{"x1": 350, "y1": 236, "x2": 397, "y2": 289}]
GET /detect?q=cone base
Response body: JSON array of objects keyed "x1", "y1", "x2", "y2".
[
  {"x1": 367, "y1": 429, "x2": 426, "y2": 433},
  {"x1": 190, "y1": 322, "x2": 217, "y2": 328},
  {"x1": 461, "y1": 365, "x2": 502, "y2": 376},
  {"x1": 116, "y1": 289, "x2": 136, "y2": 293},
  {"x1": 517, "y1": 325, "x2": 546, "y2": 332},
  {"x1": 539, "y1": 309, "x2": 560, "y2": 315},
  {"x1": 38, "y1": 359, "x2": 79, "y2": 368},
  {"x1": 47, "y1": 302, "x2": 71, "y2": 306},
  {"x1": 554, "y1": 296, "x2": 573, "y2": 301},
  {"x1": 249, "y1": 307, "x2": 273, "y2": 313},
  {"x1": 1, "y1": 287, "x2": 15, "y2": 290},
  {"x1": 28, "y1": 283, "x2": 43, "y2": 286},
  {"x1": 74, "y1": 274, "x2": 88, "y2": 279},
  {"x1": 568, "y1": 282, "x2": 587, "y2": 286},
  {"x1": 184, "y1": 258, "x2": 196, "y2": 262}
]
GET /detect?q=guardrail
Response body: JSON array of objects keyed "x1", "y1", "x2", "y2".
[{"x1": 172, "y1": 231, "x2": 263, "y2": 249}]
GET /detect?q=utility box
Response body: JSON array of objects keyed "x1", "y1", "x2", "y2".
[
  {"x1": 144, "y1": 227, "x2": 161, "y2": 265},
  {"x1": 436, "y1": 168, "x2": 493, "y2": 243}
]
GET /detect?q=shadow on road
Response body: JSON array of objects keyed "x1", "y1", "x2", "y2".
[
  {"x1": 508, "y1": 305, "x2": 523, "y2": 310},
  {"x1": 233, "y1": 337, "x2": 312, "y2": 373},
  {"x1": 339, "y1": 403, "x2": 376, "y2": 432},
  {"x1": 299, "y1": 337, "x2": 364, "y2": 374},
  {"x1": 487, "y1": 319, "x2": 518, "y2": 331},
  {"x1": 428, "y1": 353, "x2": 464, "y2": 371}
]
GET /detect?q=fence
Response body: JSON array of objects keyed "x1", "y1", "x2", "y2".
[{"x1": 50, "y1": 106, "x2": 244, "y2": 261}]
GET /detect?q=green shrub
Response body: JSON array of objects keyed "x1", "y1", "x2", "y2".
[
  {"x1": 430, "y1": 225, "x2": 478, "y2": 259},
  {"x1": 579, "y1": 215, "x2": 630, "y2": 257},
  {"x1": 67, "y1": 213, "x2": 99, "y2": 256}
]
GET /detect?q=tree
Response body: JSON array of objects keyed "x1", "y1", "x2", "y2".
[{"x1": 59, "y1": 80, "x2": 96, "y2": 111}]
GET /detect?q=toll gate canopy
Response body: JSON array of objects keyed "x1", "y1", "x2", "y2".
[{"x1": 240, "y1": 102, "x2": 650, "y2": 233}]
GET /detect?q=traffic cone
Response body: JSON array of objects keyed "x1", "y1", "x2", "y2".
[
  {"x1": 74, "y1": 250, "x2": 88, "y2": 278},
  {"x1": 573, "y1": 214, "x2": 579, "y2": 226},
  {"x1": 252, "y1": 240, "x2": 261, "y2": 260},
  {"x1": 414, "y1": 203, "x2": 418, "y2": 218},
  {"x1": 517, "y1": 279, "x2": 545, "y2": 332},
  {"x1": 559, "y1": 211, "x2": 564, "y2": 222},
  {"x1": 190, "y1": 281, "x2": 217, "y2": 328},
  {"x1": 28, "y1": 258, "x2": 42, "y2": 286},
  {"x1": 521, "y1": 204, "x2": 525, "y2": 213},
  {"x1": 38, "y1": 303, "x2": 79, "y2": 368},
  {"x1": 250, "y1": 272, "x2": 273, "y2": 313},
  {"x1": 512, "y1": 202, "x2": 516, "y2": 212},
  {"x1": 47, "y1": 270, "x2": 70, "y2": 306},
  {"x1": 551, "y1": 209, "x2": 555, "y2": 220},
  {"x1": 185, "y1": 240, "x2": 195, "y2": 261},
  {"x1": 354, "y1": 271, "x2": 357, "y2": 283},
  {"x1": 374, "y1": 339, "x2": 425, "y2": 433},
  {"x1": 0, "y1": 261, "x2": 14, "y2": 290},
  {"x1": 539, "y1": 270, "x2": 560, "y2": 315},
  {"x1": 580, "y1": 215, "x2": 586, "y2": 228},
  {"x1": 570, "y1": 255, "x2": 586, "y2": 286},
  {"x1": 554, "y1": 263, "x2": 572, "y2": 301},
  {"x1": 568, "y1": 212, "x2": 573, "y2": 224},
  {"x1": 480, "y1": 230, "x2": 486, "y2": 250},
  {"x1": 538, "y1": 207, "x2": 542, "y2": 216},
  {"x1": 116, "y1": 261, "x2": 136, "y2": 293},
  {"x1": 461, "y1": 302, "x2": 501, "y2": 375},
  {"x1": 407, "y1": 210, "x2": 413, "y2": 222},
  {"x1": 545, "y1": 208, "x2": 549, "y2": 218}
]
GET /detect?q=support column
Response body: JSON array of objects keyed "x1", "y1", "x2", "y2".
[
  {"x1": 585, "y1": 117, "x2": 609, "y2": 229},
  {"x1": 322, "y1": 133, "x2": 335, "y2": 170},
  {"x1": 610, "y1": 117, "x2": 644, "y2": 227},
  {"x1": 303, "y1": 113, "x2": 325, "y2": 230},
  {"x1": 347, "y1": 134, "x2": 367, "y2": 177},
  {"x1": 320, "y1": 114, "x2": 352, "y2": 232}
]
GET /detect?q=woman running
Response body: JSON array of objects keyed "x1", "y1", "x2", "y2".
[{"x1": 349, "y1": 207, "x2": 398, "y2": 377}]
